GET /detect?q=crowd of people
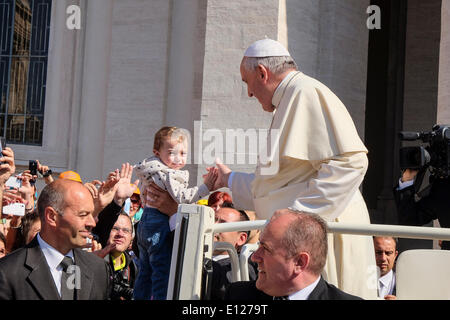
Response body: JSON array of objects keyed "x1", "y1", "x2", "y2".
[{"x1": 0, "y1": 38, "x2": 422, "y2": 301}]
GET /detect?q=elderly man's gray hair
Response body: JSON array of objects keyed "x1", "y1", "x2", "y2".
[{"x1": 242, "y1": 56, "x2": 298, "y2": 75}]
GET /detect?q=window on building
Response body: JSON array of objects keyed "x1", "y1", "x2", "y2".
[{"x1": 0, "y1": 0, "x2": 51, "y2": 145}]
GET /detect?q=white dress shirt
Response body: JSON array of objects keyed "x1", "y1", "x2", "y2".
[
  {"x1": 397, "y1": 178, "x2": 414, "y2": 190},
  {"x1": 378, "y1": 270, "x2": 396, "y2": 298},
  {"x1": 36, "y1": 233, "x2": 74, "y2": 296},
  {"x1": 282, "y1": 276, "x2": 321, "y2": 300}
]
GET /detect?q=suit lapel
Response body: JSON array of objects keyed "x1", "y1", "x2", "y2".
[
  {"x1": 307, "y1": 276, "x2": 327, "y2": 300},
  {"x1": 73, "y1": 249, "x2": 94, "y2": 300},
  {"x1": 25, "y1": 238, "x2": 60, "y2": 300}
]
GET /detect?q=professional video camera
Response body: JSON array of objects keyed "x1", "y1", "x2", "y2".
[{"x1": 399, "y1": 124, "x2": 450, "y2": 179}]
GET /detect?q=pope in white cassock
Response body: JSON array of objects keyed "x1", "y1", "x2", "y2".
[{"x1": 212, "y1": 39, "x2": 377, "y2": 299}]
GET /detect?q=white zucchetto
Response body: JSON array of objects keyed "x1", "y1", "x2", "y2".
[{"x1": 244, "y1": 39, "x2": 291, "y2": 58}]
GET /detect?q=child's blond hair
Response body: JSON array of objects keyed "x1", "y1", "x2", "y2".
[{"x1": 153, "y1": 126, "x2": 187, "y2": 151}]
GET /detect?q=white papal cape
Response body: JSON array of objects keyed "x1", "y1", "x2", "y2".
[{"x1": 230, "y1": 72, "x2": 377, "y2": 299}]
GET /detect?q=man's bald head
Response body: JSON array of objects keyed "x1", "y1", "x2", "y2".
[{"x1": 37, "y1": 179, "x2": 92, "y2": 220}]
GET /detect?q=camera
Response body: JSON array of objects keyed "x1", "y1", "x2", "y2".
[
  {"x1": 0, "y1": 137, "x2": 5, "y2": 152},
  {"x1": 28, "y1": 160, "x2": 38, "y2": 185},
  {"x1": 29, "y1": 160, "x2": 38, "y2": 176},
  {"x1": 399, "y1": 124, "x2": 450, "y2": 178},
  {"x1": 2, "y1": 202, "x2": 25, "y2": 216},
  {"x1": 112, "y1": 272, "x2": 134, "y2": 300},
  {"x1": 5, "y1": 176, "x2": 22, "y2": 189}
]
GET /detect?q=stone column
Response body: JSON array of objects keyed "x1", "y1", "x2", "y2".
[
  {"x1": 75, "y1": 0, "x2": 113, "y2": 181},
  {"x1": 437, "y1": 0, "x2": 450, "y2": 122},
  {"x1": 435, "y1": 0, "x2": 449, "y2": 249},
  {"x1": 278, "y1": 0, "x2": 288, "y2": 48},
  {"x1": 165, "y1": 0, "x2": 201, "y2": 130}
]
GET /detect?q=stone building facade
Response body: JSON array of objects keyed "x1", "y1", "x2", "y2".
[{"x1": 2, "y1": 0, "x2": 449, "y2": 236}]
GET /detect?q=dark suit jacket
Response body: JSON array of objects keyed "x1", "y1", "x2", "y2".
[
  {"x1": 0, "y1": 237, "x2": 112, "y2": 300},
  {"x1": 394, "y1": 178, "x2": 450, "y2": 250},
  {"x1": 225, "y1": 277, "x2": 363, "y2": 300},
  {"x1": 210, "y1": 256, "x2": 258, "y2": 300},
  {"x1": 93, "y1": 200, "x2": 123, "y2": 248}
]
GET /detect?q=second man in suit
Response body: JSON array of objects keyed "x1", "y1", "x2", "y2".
[{"x1": 226, "y1": 209, "x2": 362, "y2": 300}]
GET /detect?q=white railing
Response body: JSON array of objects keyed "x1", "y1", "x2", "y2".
[
  {"x1": 212, "y1": 220, "x2": 450, "y2": 241},
  {"x1": 211, "y1": 219, "x2": 450, "y2": 285}
]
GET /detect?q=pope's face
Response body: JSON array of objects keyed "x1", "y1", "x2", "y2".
[{"x1": 240, "y1": 59, "x2": 275, "y2": 113}]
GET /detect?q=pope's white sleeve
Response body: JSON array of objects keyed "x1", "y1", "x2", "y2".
[
  {"x1": 289, "y1": 151, "x2": 368, "y2": 220},
  {"x1": 230, "y1": 172, "x2": 256, "y2": 210}
]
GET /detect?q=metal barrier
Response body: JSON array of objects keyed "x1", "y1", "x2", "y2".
[
  {"x1": 213, "y1": 242, "x2": 241, "y2": 282},
  {"x1": 212, "y1": 220, "x2": 450, "y2": 241},
  {"x1": 239, "y1": 243, "x2": 259, "y2": 281}
]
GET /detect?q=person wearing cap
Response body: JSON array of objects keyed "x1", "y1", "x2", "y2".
[
  {"x1": 59, "y1": 170, "x2": 83, "y2": 183},
  {"x1": 210, "y1": 39, "x2": 376, "y2": 299}
]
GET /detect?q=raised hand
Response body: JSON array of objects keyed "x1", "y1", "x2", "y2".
[
  {"x1": 86, "y1": 173, "x2": 120, "y2": 217},
  {"x1": 0, "y1": 147, "x2": 16, "y2": 186},
  {"x1": 113, "y1": 163, "x2": 140, "y2": 206},
  {"x1": 17, "y1": 172, "x2": 36, "y2": 211},
  {"x1": 36, "y1": 160, "x2": 54, "y2": 184},
  {"x1": 2, "y1": 189, "x2": 25, "y2": 207},
  {"x1": 18, "y1": 172, "x2": 36, "y2": 197},
  {"x1": 91, "y1": 242, "x2": 116, "y2": 259}
]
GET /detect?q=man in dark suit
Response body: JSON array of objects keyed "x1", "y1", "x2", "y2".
[
  {"x1": 225, "y1": 209, "x2": 362, "y2": 300},
  {"x1": 0, "y1": 179, "x2": 112, "y2": 300},
  {"x1": 373, "y1": 236, "x2": 397, "y2": 300},
  {"x1": 394, "y1": 168, "x2": 450, "y2": 250}
]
